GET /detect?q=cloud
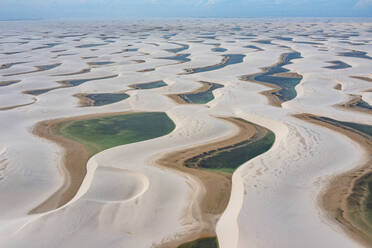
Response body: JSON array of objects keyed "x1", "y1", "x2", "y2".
[
  {"x1": 194, "y1": 0, "x2": 222, "y2": 6},
  {"x1": 205, "y1": 0, "x2": 220, "y2": 4},
  {"x1": 355, "y1": 0, "x2": 372, "y2": 7},
  {"x1": 1, "y1": 0, "x2": 371, "y2": 19}
]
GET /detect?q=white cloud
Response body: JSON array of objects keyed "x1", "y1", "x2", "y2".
[
  {"x1": 194, "y1": 0, "x2": 222, "y2": 6},
  {"x1": 205, "y1": 0, "x2": 219, "y2": 4},
  {"x1": 355, "y1": 0, "x2": 372, "y2": 7}
]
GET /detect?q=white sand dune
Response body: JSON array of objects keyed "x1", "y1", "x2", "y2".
[
  {"x1": 83, "y1": 167, "x2": 149, "y2": 203},
  {"x1": 0, "y1": 19, "x2": 371, "y2": 248}
]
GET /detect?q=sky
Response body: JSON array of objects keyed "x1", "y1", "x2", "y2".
[{"x1": 0, "y1": 0, "x2": 371, "y2": 20}]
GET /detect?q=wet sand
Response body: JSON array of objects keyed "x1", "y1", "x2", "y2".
[
  {"x1": 240, "y1": 71, "x2": 283, "y2": 107},
  {"x1": 334, "y1": 83, "x2": 343, "y2": 90},
  {"x1": 23, "y1": 74, "x2": 118, "y2": 96},
  {"x1": 295, "y1": 113, "x2": 372, "y2": 246},
  {"x1": 73, "y1": 93, "x2": 96, "y2": 107},
  {"x1": 73, "y1": 92, "x2": 129, "y2": 107},
  {"x1": 132, "y1": 60, "x2": 146, "y2": 63},
  {"x1": 336, "y1": 95, "x2": 372, "y2": 114},
  {"x1": 30, "y1": 111, "x2": 133, "y2": 214},
  {"x1": 0, "y1": 98, "x2": 37, "y2": 111},
  {"x1": 0, "y1": 80, "x2": 21, "y2": 87},
  {"x1": 182, "y1": 54, "x2": 244, "y2": 75},
  {"x1": 240, "y1": 52, "x2": 302, "y2": 107},
  {"x1": 351, "y1": 76, "x2": 372, "y2": 83},
  {"x1": 271, "y1": 72, "x2": 302, "y2": 78},
  {"x1": 156, "y1": 117, "x2": 266, "y2": 247},
  {"x1": 129, "y1": 80, "x2": 167, "y2": 90},
  {"x1": 52, "y1": 68, "x2": 91, "y2": 77},
  {"x1": 4, "y1": 63, "x2": 62, "y2": 77},
  {"x1": 137, "y1": 68, "x2": 155, "y2": 72},
  {"x1": 167, "y1": 81, "x2": 217, "y2": 104}
]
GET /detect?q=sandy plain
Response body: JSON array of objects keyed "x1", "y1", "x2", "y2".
[{"x1": 0, "y1": 18, "x2": 371, "y2": 248}]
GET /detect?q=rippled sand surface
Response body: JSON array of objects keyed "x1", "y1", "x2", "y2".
[{"x1": 0, "y1": 18, "x2": 371, "y2": 248}]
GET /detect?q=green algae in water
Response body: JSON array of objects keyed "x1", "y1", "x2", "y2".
[
  {"x1": 57, "y1": 112, "x2": 175, "y2": 153},
  {"x1": 348, "y1": 173, "x2": 372, "y2": 231},
  {"x1": 184, "y1": 120, "x2": 275, "y2": 173},
  {"x1": 311, "y1": 116, "x2": 372, "y2": 235}
]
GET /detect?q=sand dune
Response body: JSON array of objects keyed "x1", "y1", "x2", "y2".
[{"x1": 0, "y1": 19, "x2": 371, "y2": 248}]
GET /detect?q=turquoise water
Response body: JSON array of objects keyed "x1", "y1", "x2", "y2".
[
  {"x1": 213, "y1": 47, "x2": 227, "y2": 52},
  {"x1": 253, "y1": 40, "x2": 272, "y2": 44},
  {"x1": 253, "y1": 52, "x2": 303, "y2": 102},
  {"x1": 272, "y1": 36, "x2": 293, "y2": 41},
  {"x1": 318, "y1": 117, "x2": 372, "y2": 137},
  {"x1": 166, "y1": 43, "x2": 189, "y2": 53},
  {"x1": 356, "y1": 99, "x2": 372, "y2": 111},
  {"x1": 26, "y1": 75, "x2": 117, "y2": 95},
  {"x1": 37, "y1": 63, "x2": 61, "y2": 70},
  {"x1": 161, "y1": 53, "x2": 191, "y2": 63},
  {"x1": 178, "y1": 82, "x2": 223, "y2": 104},
  {"x1": 244, "y1": 45, "x2": 263, "y2": 51},
  {"x1": 339, "y1": 50, "x2": 372, "y2": 60},
  {"x1": 325, "y1": 60, "x2": 352, "y2": 70},
  {"x1": 26, "y1": 88, "x2": 54, "y2": 95},
  {"x1": 64, "y1": 76, "x2": 114, "y2": 87},
  {"x1": 0, "y1": 61, "x2": 27, "y2": 70},
  {"x1": 187, "y1": 54, "x2": 245, "y2": 74},
  {"x1": 88, "y1": 61, "x2": 114, "y2": 66},
  {"x1": 184, "y1": 119, "x2": 275, "y2": 172},
  {"x1": 85, "y1": 93, "x2": 129, "y2": 106},
  {"x1": 76, "y1": 43, "x2": 106, "y2": 48},
  {"x1": 132, "y1": 80, "x2": 167, "y2": 89},
  {"x1": 0, "y1": 80, "x2": 20, "y2": 87},
  {"x1": 33, "y1": 43, "x2": 61, "y2": 50}
]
